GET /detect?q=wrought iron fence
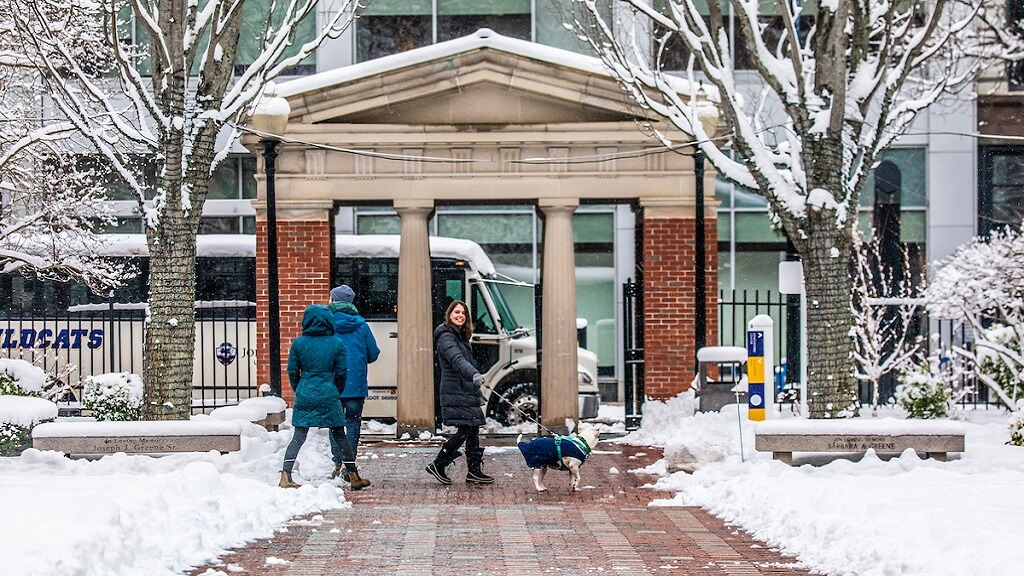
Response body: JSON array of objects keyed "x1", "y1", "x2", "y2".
[{"x1": 0, "y1": 302, "x2": 257, "y2": 415}]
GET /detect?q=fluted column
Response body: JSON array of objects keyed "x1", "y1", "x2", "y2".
[
  {"x1": 395, "y1": 199, "x2": 435, "y2": 437},
  {"x1": 538, "y1": 198, "x2": 579, "y2": 432}
]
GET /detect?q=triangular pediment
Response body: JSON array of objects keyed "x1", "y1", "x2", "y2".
[{"x1": 279, "y1": 30, "x2": 643, "y2": 126}]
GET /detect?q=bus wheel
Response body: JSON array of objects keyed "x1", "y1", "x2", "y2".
[{"x1": 496, "y1": 382, "x2": 539, "y2": 427}]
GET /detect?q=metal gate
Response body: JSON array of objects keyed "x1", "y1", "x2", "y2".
[{"x1": 622, "y1": 278, "x2": 644, "y2": 430}]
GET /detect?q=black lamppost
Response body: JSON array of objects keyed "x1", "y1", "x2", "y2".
[
  {"x1": 693, "y1": 149, "x2": 707, "y2": 357},
  {"x1": 252, "y1": 90, "x2": 290, "y2": 397}
]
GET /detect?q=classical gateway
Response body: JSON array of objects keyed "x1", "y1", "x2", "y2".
[{"x1": 243, "y1": 31, "x2": 720, "y2": 435}]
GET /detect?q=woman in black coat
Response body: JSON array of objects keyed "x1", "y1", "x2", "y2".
[{"x1": 425, "y1": 300, "x2": 494, "y2": 485}]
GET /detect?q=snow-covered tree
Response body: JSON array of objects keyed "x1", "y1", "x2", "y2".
[
  {"x1": 927, "y1": 224, "x2": 1024, "y2": 407},
  {"x1": 850, "y1": 230, "x2": 924, "y2": 415},
  {"x1": 9, "y1": 0, "x2": 358, "y2": 420},
  {"x1": 574, "y1": 0, "x2": 1015, "y2": 417},
  {"x1": 0, "y1": 3, "x2": 125, "y2": 291}
]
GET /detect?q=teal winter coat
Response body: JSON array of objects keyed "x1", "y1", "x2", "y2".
[
  {"x1": 329, "y1": 301, "x2": 380, "y2": 399},
  {"x1": 287, "y1": 305, "x2": 348, "y2": 428}
]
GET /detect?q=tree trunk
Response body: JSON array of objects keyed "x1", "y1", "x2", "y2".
[
  {"x1": 803, "y1": 224, "x2": 859, "y2": 418},
  {"x1": 797, "y1": 133, "x2": 860, "y2": 418},
  {"x1": 142, "y1": 216, "x2": 198, "y2": 420}
]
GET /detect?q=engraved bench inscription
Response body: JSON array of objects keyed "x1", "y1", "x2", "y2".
[{"x1": 754, "y1": 420, "x2": 965, "y2": 466}]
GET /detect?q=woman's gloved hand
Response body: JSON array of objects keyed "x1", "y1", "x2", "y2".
[{"x1": 472, "y1": 373, "x2": 486, "y2": 387}]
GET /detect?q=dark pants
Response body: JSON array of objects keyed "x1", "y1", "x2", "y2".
[
  {"x1": 440, "y1": 425, "x2": 480, "y2": 457},
  {"x1": 329, "y1": 398, "x2": 364, "y2": 462},
  {"x1": 283, "y1": 426, "x2": 355, "y2": 474}
]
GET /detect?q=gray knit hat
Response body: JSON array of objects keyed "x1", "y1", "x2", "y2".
[{"x1": 330, "y1": 284, "x2": 355, "y2": 303}]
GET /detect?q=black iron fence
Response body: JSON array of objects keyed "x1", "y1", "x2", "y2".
[{"x1": 0, "y1": 303, "x2": 257, "y2": 414}]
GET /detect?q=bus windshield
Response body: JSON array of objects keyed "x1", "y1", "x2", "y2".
[{"x1": 483, "y1": 279, "x2": 533, "y2": 333}]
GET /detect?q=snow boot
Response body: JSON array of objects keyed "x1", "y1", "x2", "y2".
[
  {"x1": 279, "y1": 471, "x2": 301, "y2": 488},
  {"x1": 426, "y1": 447, "x2": 462, "y2": 485},
  {"x1": 466, "y1": 448, "x2": 495, "y2": 484},
  {"x1": 347, "y1": 470, "x2": 371, "y2": 490},
  {"x1": 331, "y1": 464, "x2": 349, "y2": 481}
]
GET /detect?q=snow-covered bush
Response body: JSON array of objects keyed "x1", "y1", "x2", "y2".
[
  {"x1": 895, "y1": 358, "x2": 951, "y2": 419},
  {"x1": 82, "y1": 372, "x2": 144, "y2": 421},
  {"x1": 926, "y1": 225, "x2": 1024, "y2": 408},
  {"x1": 1009, "y1": 401, "x2": 1024, "y2": 447},
  {"x1": 0, "y1": 395, "x2": 58, "y2": 456},
  {"x1": 0, "y1": 358, "x2": 47, "y2": 397},
  {"x1": 977, "y1": 324, "x2": 1023, "y2": 405}
]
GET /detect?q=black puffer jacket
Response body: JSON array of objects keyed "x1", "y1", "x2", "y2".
[{"x1": 434, "y1": 323, "x2": 486, "y2": 427}]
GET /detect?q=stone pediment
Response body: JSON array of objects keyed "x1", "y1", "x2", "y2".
[{"x1": 279, "y1": 30, "x2": 643, "y2": 126}]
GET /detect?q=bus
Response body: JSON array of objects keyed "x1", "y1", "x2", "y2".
[{"x1": 0, "y1": 234, "x2": 600, "y2": 424}]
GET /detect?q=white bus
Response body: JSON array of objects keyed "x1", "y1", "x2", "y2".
[{"x1": 0, "y1": 234, "x2": 600, "y2": 424}]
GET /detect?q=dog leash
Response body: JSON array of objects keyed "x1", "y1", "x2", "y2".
[{"x1": 481, "y1": 383, "x2": 558, "y2": 437}]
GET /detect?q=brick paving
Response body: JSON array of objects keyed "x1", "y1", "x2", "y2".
[{"x1": 190, "y1": 439, "x2": 812, "y2": 576}]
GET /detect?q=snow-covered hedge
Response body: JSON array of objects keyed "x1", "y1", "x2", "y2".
[
  {"x1": 82, "y1": 372, "x2": 144, "y2": 421},
  {"x1": 1009, "y1": 401, "x2": 1024, "y2": 447},
  {"x1": 926, "y1": 225, "x2": 1024, "y2": 408}
]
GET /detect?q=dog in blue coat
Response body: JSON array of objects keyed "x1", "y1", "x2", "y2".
[{"x1": 516, "y1": 427, "x2": 600, "y2": 492}]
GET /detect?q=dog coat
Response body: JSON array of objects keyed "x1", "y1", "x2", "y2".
[{"x1": 518, "y1": 435, "x2": 592, "y2": 471}]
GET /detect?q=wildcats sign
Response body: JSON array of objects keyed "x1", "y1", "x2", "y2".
[{"x1": 1, "y1": 328, "x2": 104, "y2": 350}]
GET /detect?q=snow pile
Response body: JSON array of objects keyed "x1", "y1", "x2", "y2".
[
  {"x1": 82, "y1": 372, "x2": 144, "y2": 421},
  {"x1": 0, "y1": 395, "x2": 58, "y2": 427},
  {"x1": 0, "y1": 426, "x2": 348, "y2": 576}
]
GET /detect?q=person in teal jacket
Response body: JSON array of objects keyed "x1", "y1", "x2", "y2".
[
  {"x1": 279, "y1": 305, "x2": 370, "y2": 490},
  {"x1": 328, "y1": 284, "x2": 380, "y2": 463}
]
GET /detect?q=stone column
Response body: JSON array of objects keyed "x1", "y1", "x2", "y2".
[
  {"x1": 395, "y1": 199, "x2": 435, "y2": 437},
  {"x1": 254, "y1": 200, "x2": 334, "y2": 404},
  {"x1": 538, "y1": 198, "x2": 579, "y2": 433}
]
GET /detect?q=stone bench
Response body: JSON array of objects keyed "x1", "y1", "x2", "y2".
[
  {"x1": 209, "y1": 396, "x2": 288, "y2": 431},
  {"x1": 31, "y1": 420, "x2": 243, "y2": 456},
  {"x1": 754, "y1": 418, "x2": 966, "y2": 465}
]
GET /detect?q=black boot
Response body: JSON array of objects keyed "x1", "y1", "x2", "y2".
[
  {"x1": 426, "y1": 447, "x2": 462, "y2": 485},
  {"x1": 466, "y1": 448, "x2": 495, "y2": 484}
]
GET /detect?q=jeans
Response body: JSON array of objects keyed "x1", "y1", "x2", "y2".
[
  {"x1": 283, "y1": 426, "x2": 354, "y2": 474},
  {"x1": 329, "y1": 398, "x2": 364, "y2": 464}
]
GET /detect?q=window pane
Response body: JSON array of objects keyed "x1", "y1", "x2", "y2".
[
  {"x1": 198, "y1": 217, "x2": 240, "y2": 234},
  {"x1": 357, "y1": 16, "x2": 432, "y2": 61},
  {"x1": 356, "y1": 215, "x2": 401, "y2": 234},
  {"x1": 364, "y1": 0, "x2": 432, "y2": 15},
  {"x1": 733, "y1": 212, "x2": 786, "y2": 243},
  {"x1": 537, "y1": 0, "x2": 608, "y2": 54},
  {"x1": 438, "y1": 0, "x2": 530, "y2": 42},
  {"x1": 437, "y1": 213, "x2": 533, "y2": 244},
  {"x1": 860, "y1": 148, "x2": 926, "y2": 208},
  {"x1": 572, "y1": 212, "x2": 613, "y2": 243},
  {"x1": 237, "y1": 2, "x2": 316, "y2": 75},
  {"x1": 207, "y1": 158, "x2": 239, "y2": 200},
  {"x1": 241, "y1": 157, "x2": 257, "y2": 199}
]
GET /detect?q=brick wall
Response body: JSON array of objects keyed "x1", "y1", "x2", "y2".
[
  {"x1": 256, "y1": 220, "x2": 333, "y2": 403},
  {"x1": 642, "y1": 217, "x2": 718, "y2": 399}
]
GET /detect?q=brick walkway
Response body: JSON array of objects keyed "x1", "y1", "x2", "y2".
[{"x1": 191, "y1": 439, "x2": 811, "y2": 576}]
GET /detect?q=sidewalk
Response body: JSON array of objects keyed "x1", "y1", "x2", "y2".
[{"x1": 190, "y1": 440, "x2": 811, "y2": 575}]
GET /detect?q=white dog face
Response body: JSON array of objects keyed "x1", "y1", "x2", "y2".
[{"x1": 517, "y1": 427, "x2": 601, "y2": 492}]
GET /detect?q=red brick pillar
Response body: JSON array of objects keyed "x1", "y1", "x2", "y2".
[
  {"x1": 256, "y1": 218, "x2": 333, "y2": 404},
  {"x1": 642, "y1": 215, "x2": 718, "y2": 400}
]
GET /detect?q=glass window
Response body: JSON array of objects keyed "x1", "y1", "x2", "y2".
[
  {"x1": 357, "y1": 0, "x2": 432, "y2": 62},
  {"x1": 1009, "y1": 0, "x2": 1024, "y2": 90},
  {"x1": 198, "y1": 217, "x2": 241, "y2": 235},
  {"x1": 438, "y1": 213, "x2": 534, "y2": 244},
  {"x1": 733, "y1": 212, "x2": 786, "y2": 244},
  {"x1": 438, "y1": 0, "x2": 531, "y2": 42},
  {"x1": 470, "y1": 283, "x2": 499, "y2": 334},
  {"x1": 236, "y1": 0, "x2": 316, "y2": 75},
  {"x1": 860, "y1": 148, "x2": 926, "y2": 208},
  {"x1": 207, "y1": 156, "x2": 256, "y2": 200},
  {"x1": 356, "y1": 215, "x2": 402, "y2": 234},
  {"x1": 979, "y1": 147, "x2": 1024, "y2": 236}
]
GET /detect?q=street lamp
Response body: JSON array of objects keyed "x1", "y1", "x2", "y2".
[
  {"x1": 251, "y1": 85, "x2": 290, "y2": 397},
  {"x1": 693, "y1": 148, "x2": 707, "y2": 357}
]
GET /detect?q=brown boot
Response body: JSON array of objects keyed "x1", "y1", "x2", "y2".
[
  {"x1": 347, "y1": 471, "x2": 371, "y2": 490},
  {"x1": 279, "y1": 471, "x2": 301, "y2": 488}
]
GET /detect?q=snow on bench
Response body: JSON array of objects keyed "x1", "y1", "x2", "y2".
[
  {"x1": 32, "y1": 420, "x2": 243, "y2": 456},
  {"x1": 209, "y1": 396, "x2": 287, "y2": 431},
  {"x1": 754, "y1": 418, "x2": 966, "y2": 465}
]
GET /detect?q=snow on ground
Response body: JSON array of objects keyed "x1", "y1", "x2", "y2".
[
  {"x1": 618, "y1": 392, "x2": 1024, "y2": 576},
  {"x1": 2, "y1": 395, "x2": 1022, "y2": 576}
]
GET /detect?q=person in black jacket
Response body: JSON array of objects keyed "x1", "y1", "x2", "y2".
[{"x1": 426, "y1": 300, "x2": 495, "y2": 485}]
